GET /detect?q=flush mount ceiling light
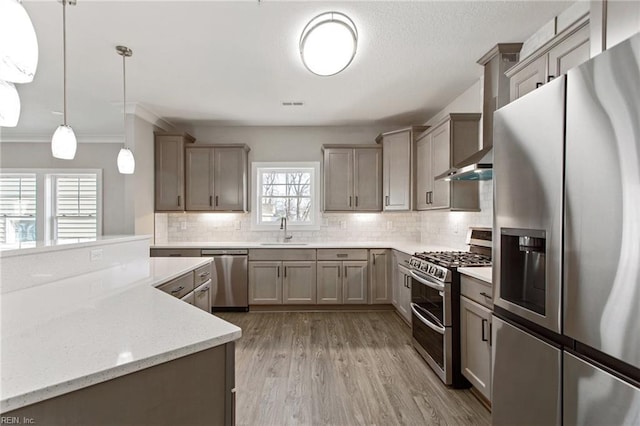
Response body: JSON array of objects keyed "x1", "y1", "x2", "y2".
[
  {"x1": 0, "y1": 0, "x2": 39, "y2": 83},
  {"x1": 116, "y1": 45, "x2": 135, "y2": 175},
  {"x1": 0, "y1": 80, "x2": 20, "y2": 127},
  {"x1": 51, "y1": 0, "x2": 77, "y2": 160},
  {"x1": 299, "y1": 11, "x2": 357, "y2": 76}
]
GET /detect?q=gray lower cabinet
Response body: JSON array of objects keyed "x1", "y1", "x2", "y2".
[
  {"x1": 322, "y1": 146, "x2": 382, "y2": 212},
  {"x1": 185, "y1": 145, "x2": 249, "y2": 212},
  {"x1": 460, "y1": 297, "x2": 492, "y2": 401},
  {"x1": 282, "y1": 261, "x2": 317, "y2": 304},
  {"x1": 194, "y1": 281, "x2": 212, "y2": 312},
  {"x1": 369, "y1": 249, "x2": 391, "y2": 304},
  {"x1": 249, "y1": 260, "x2": 316, "y2": 305},
  {"x1": 248, "y1": 261, "x2": 282, "y2": 304},
  {"x1": 396, "y1": 264, "x2": 412, "y2": 324},
  {"x1": 460, "y1": 273, "x2": 493, "y2": 402},
  {"x1": 316, "y1": 260, "x2": 368, "y2": 304}
]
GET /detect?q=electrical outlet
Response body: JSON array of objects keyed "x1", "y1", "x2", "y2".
[
  {"x1": 340, "y1": 221, "x2": 347, "y2": 230},
  {"x1": 90, "y1": 249, "x2": 103, "y2": 262},
  {"x1": 180, "y1": 222, "x2": 187, "y2": 230},
  {"x1": 235, "y1": 220, "x2": 241, "y2": 231},
  {"x1": 386, "y1": 221, "x2": 393, "y2": 230}
]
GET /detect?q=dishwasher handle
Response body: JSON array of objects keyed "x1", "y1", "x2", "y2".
[{"x1": 201, "y1": 249, "x2": 248, "y2": 256}]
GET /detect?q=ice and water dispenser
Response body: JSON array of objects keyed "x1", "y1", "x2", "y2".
[{"x1": 500, "y1": 228, "x2": 546, "y2": 315}]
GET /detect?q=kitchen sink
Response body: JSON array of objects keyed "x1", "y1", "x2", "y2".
[{"x1": 259, "y1": 242, "x2": 309, "y2": 246}]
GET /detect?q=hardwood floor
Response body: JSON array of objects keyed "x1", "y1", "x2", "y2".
[{"x1": 216, "y1": 311, "x2": 490, "y2": 426}]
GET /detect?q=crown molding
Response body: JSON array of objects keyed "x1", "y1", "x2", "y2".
[{"x1": 124, "y1": 102, "x2": 175, "y2": 131}]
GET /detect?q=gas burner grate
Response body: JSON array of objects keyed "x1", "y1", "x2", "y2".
[{"x1": 413, "y1": 251, "x2": 492, "y2": 268}]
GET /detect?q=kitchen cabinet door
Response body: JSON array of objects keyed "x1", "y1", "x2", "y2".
[
  {"x1": 415, "y1": 134, "x2": 432, "y2": 210},
  {"x1": 343, "y1": 261, "x2": 368, "y2": 304},
  {"x1": 509, "y1": 55, "x2": 547, "y2": 102},
  {"x1": 185, "y1": 147, "x2": 214, "y2": 211},
  {"x1": 213, "y1": 147, "x2": 247, "y2": 212},
  {"x1": 460, "y1": 297, "x2": 492, "y2": 401},
  {"x1": 353, "y1": 148, "x2": 382, "y2": 211},
  {"x1": 429, "y1": 122, "x2": 451, "y2": 209},
  {"x1": 282, "y1": 261, "x2": 317, "y2": 304},
  {"x1": 317, "y1": 261, "x2": 343, "y2": 304},
  {"x1": 548, "y1": 24, "x2": 590, "y2": 79},
  {"x1": 370, "y1": 249, "x2": 391, "y2": 304},
  {"x1": 323, "y1": 149, "x2": 353, "y2": 211},
  {"x1": 391, "y1": 252, "x2": 399, "y2": 309},
  {"x1": 194, "y1": 281, "x2": 211, "y2": 313},
  {"x1": 382, "y1": 131, "x2": 412, "y2": 211},
  {"x1": 249, "y1": 261, "x2": 282, "y2": 304},
  {"x1": 155, "y1": 133, "x2": 193, "y2": 211},
  {"x1": 397, "y1": 264, "x2": 412, "y2": 324}
]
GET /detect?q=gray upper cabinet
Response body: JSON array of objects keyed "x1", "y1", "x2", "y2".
[
  {"x1": 154, "y1": 132, "x2": 194, "y2": 212},
  {"x1": 376, "y1": 126, "x2": 427, "y2": 211},
  {"x1": 184, "y1": 145, "x2": 249, "y2": 212},
  {"x1": 508, "y1": 17, "x2": 589, "y2": 102},
  {"x1": 322, "y1": 146, "x2": 382, "y2": 212},
  {"x1": 414, "y1": 114, "x2": 481, "y2": 211}
]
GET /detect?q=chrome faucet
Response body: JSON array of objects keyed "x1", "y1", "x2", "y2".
[{"x1": 280, "y1": 217, "x2": 293, "y2": 242}]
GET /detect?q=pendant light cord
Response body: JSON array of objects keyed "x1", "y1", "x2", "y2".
[
  {"x1": 122, "y1": 51, "x2": 126, "y2": 147},
  {"x1": 62, "y1": 0, "x2": 68, "y2": 126}
]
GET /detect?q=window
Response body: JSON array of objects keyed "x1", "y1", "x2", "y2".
[
  {"x1": 252, "y1": 162, "x2": 320, "y2": 230},
  {"x1": 0, "y1": 174, "x2": 37, "y2": 244},
  {"x1": 52, "y1": 175, "x2": 98, "y2": 239},
  {"x1": 0, "y1": 170, "x2": 102, "y2": 244}
]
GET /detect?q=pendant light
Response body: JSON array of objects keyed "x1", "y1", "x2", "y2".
[
  {"x1": 300, "y1": 12, "x2": 358, "y2": 76},
  {"x1": 116, "y1": 45, "x2": 135, "y2": 174},
  {"x1": 0, "y1": 80, "x2": 20, "y2": 127},
  {"x1": 0, "y1": 0, "x2": 39, "y2": 83},
  {"x1": 51, "y1": 0, "x2": 77, "y2": 160}
]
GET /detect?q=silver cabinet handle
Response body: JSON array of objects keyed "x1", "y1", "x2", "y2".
[
  {"x1": 480, "y1": 292, "x2": 491, "y2": 299},
  {"x1": 198, "y1": 287, "x2": 209, "y2": 295},
  {"x1": 385, "y1": 195, "x2": 389, "y2": 206},
  {"x1": 425, "y1": 191, "x2": 428, "y2": 204},
  {"x1": 277, "y1": 266, "x2": 280, "y2": 277},
  {"x1": 338, "y1": 266, "x2": 341, "y2": 277},
  {"x1": 199, "y1": 271, "x2": 210, "y2": 278},
  {"x1": 284, "y1": 266, "x2": 287, "y2": 278},
  {"x1": 215, "y1": 195, "x2": 219, "y2": 206},
  {"x1": 355, "y1": 196, "x2": 359, "y2": 207},
  {"x1": 337, "y1": 253, "x2": 348, "y2": 258},
  {"x1": 177, "y1": 195, "x2": 181, "y2": 206},
  {"x1": 349, "y1": 196, "x2": 352, "y2": 207},
  {"x1": 171, "y1": 286, "x2": 185, "y2": 294},
  {"x1": 344, "y1": 266, "x2": 348, "y2": 278},
  {"x1": 372, "y1": 253, "x2": 376, "y2": 265},
  {"x1": 209, "y1": 195, "x2": 213, "y2": 207},
  {"x1": 482, "y1": 319, "x2": 488, "y2": 342}
]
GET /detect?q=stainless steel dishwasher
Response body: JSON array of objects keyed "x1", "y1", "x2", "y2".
[{"x1": 201, "y1": 249, "x2": 248, "y2": 312}]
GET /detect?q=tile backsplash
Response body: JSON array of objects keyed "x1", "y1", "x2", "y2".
[{"x1": 155, "y1": 181, "x2": 493, "y2": 249}]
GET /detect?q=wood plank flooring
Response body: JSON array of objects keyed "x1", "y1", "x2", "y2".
[{"x1": 216, "y1": 311, "x2": 490, "y2": 426}]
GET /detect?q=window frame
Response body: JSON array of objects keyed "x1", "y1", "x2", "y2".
[
  {"x1": 50, "y1": 173, "x2": 101, "y2": 240},
  {"x1": 251, "y1": 162, "x2": 321, "y2": 231},
  {"x1": 0, "y1": 173, "x2": 37, "y2": 244},
  {"x1": 0, "y1": 168, "x2": 103, "y2": 242}
]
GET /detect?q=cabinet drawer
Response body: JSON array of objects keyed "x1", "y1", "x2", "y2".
[
  {"x1": 158, "y1": 272, "x2": 194, "y2": 299},
  {"x1": 181, "y1": 291, "x2": 195, "y2": 305},
  {"x1": 195, "y1": 263, "x2": 212, "y2": 286},
  {"x1": 249, "y1": 249, "x2": 316, "y2": 261},
  {"x1": 150, "y1": 248, "x2": 202, "y2": 257},
  {"x1": 460, "y1": 274, "x2": 493, "y2": 309},
  {"x1": 317, "y1": 249, "x2": 368, "y2": 261}
]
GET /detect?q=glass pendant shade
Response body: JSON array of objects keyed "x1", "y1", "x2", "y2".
[
  {"x1": 0, "y1": 0, "x2": 39, "y2": 83},
  {"x1": 300, "y1": 12, "x2": 357, "y2": 76},
  {"x1": 51, "y1": 124, "x2": 77, "y2": 160},
  {"x1": 0, "y1": 80, "x2": 20, "y2": 127},
  {"x1": 117, "y1": 147, "x2": 135, "y2": 174}
]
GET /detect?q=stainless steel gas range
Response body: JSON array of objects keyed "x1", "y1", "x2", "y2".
[{"x1": 408, "y1": 228, "x2": 491, "y2": 387}]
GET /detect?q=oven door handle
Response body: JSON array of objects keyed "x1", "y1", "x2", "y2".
[
  {"x1": 411, "y1": 303, "x2": 446, "y2": 335},
  {"x1": 409, "y1": 270, "x2": 446, "y2": 292}
]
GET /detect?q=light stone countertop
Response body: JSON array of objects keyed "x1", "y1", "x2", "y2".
[
  {"x1": 151, "y1": 241, "x2": 460, "y2": 256},
  {"x1": 0, "y1": 235, "x2": 151, "y2": 257},
  {"x1": 458, "y1": 266, "x2": 492, "y2": 284},
  {"x1": 0, "y1": 257, "x2": 242, "y2": 413}
]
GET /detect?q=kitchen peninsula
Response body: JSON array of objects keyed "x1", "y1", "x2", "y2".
[{"x1": 0, "y1": 236, "x2": 241, "y2": 425}]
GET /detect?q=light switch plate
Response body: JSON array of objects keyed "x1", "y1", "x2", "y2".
[
  {"x1": 180, "y1": 222, "x2": 187, "y2": 230},
  {"x1": 90, "y1": 249, "x2": 103, "y2": 262}
]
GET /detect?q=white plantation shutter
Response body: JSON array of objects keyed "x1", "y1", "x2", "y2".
[
  {"x1": 0, "y1": 174, "x2": 37, "y2": 243},
  {"x1": 54, "y1": 175, "x2": 98, "y2": 238}
]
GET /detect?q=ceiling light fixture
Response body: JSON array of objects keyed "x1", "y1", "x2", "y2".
[
  {"x1": 0, "y1": 0, "x2": 39, "y2": 83},
  {"x1": 0, "y1": 80, "x2": 20, "y2": 127},
  {"x1": 299, "y1": 11, "x2": 357, "y2": 77},
  {"x1": 116, "y1": 45, "x2": 135, "y2": 175},
  {"x1": 51, "y1": 0, "x2": 77, "y2": 160}
]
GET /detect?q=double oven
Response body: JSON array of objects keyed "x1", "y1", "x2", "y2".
[{"x1": 408, "y1": 229, "x2": 492, "y2": 388}]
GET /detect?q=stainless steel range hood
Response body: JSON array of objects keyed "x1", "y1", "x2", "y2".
[
  {"x1": 435, "y1": 43, "x2": 521, "y2": 182},
  {"x1": 435, "y1": 146, "x2": 493, "y2": 181}
]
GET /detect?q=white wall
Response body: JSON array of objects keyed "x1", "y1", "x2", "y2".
[
  {"x1": 0, "y1": 142, "x2": 128, "y2": 235},
  {"x1": 131, "y1": 116, "x2": 156, "y2": 238}
]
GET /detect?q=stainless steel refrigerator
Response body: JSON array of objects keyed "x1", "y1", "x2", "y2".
[{"x1": 492, "y1": 33, "x2": 640, "y2": 425}]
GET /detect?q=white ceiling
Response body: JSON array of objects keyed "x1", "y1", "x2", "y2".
[{"x1": 3, "y1": 0, "x2": 572, "y2": 138}]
